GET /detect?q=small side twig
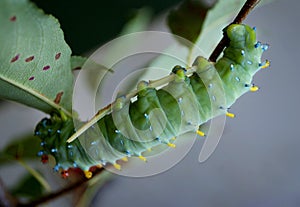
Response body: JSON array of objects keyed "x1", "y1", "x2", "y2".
[
  {"x1": 209, "y1": 0, "x2": 261, "y2": 62},
  {"x1": 0, "y1": 178, "x2": 17, "y2": 207},
  {"x1": 16, "y1": 168, "x2": 104, "y2": 207}
]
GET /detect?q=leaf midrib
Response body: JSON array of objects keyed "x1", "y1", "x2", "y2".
[{"x1": 0, "y1": 73, "x2": 72, "y2": 117}]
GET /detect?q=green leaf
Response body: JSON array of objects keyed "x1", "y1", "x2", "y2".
[
  {"x1": 0, "y1": 0, "x2": 73, "y2": 116},
  {"x1": 0, "y1": 134, "x2": 40, "y2": 165},
  {"x1": 76, "y1": 171, "x2": 113, "y2": 207},
  {"x1": 10, "y1": 173, "x2": 45, "y2": 199},
  {"x1": 83, "y1": 7, "x2": 152, "y2": 94},
  {"x1": 167, "y1": 0, "x2": 215, "y2": 45}
]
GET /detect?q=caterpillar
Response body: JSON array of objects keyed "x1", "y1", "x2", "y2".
[{"x1": 35, "y1": 24, "x2": 269, "y2": 178}]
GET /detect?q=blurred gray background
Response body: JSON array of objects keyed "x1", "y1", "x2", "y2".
[{"x1": 1, "y1": 0, "x2": 300, "y2": 206}]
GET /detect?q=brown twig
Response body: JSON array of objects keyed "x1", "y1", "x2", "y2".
[
  {"x1": 16, "y1": 168, "x2": 104, "y2": 207},
  {"x1": 209, "y1": 0, "x2": 261, "y2": 62},
  {"x1": 0, "y1": 178, "x2": 17, "y2": 207}
]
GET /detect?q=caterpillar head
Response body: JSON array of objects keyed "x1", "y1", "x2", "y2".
[
  {"x1": 227, "y1": 24, "x2": 256, "y2": 48},
  {"x1": 34, "y1": 113, "x2": 99, "y2": 178},
  {"x1": 224, "y1": 24, "x2": 268, "y2": 74}
]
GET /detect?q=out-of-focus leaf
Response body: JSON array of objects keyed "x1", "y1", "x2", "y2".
[
  {"x1": 10, "y1": 173, "x2": 44, "y2": 199},
  {"x1": 121, "y1": 7, "x2": 152, "y2": 35},
  {"x1": 83, "y1": 7, "x2": 152, "y2": 101},
  {"x1": 0, "y1": 0, "x2": 73, "y2": 116},
  {"x1": 167, "y1": 0, "x2": 215, "y2": 45},
  {"x1": 0, "y1": 135, "x2": 40, "y2": 165},
  {"x1": 76, "y1": 171, "x2": 113, "y2": 207},
  {"x1": 30, "y1": 0, "x2": 182, "y2": 54}
]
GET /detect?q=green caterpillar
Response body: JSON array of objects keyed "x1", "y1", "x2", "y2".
[{"x1": 35, "y1": 24, "x2": 269, "y2": 178}]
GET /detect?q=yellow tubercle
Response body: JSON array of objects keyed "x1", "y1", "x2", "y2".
[
  {"x1": 147, "y1": 148, "x2": 152, "y2": 152},
  {"x1": 84, "y1": 171, "x2": 93, "y2": 179},
  {"x1": 196, "y1": 130, "x2": 205, "y2": 137},
  {"x1": 114, "y1": 97, "x2": 125, "y2": 110},
  {"x1": 170, "y1": 137, "x2": 176, "y2": 141},
  {"x1": 138, "y1": 155, "x2": 147, "y2": 162},
  {"x1": 113, "y1": 163, "x2": 121, "y2": 170},
  {"x1": 175, "y1": 69, "x2": 185, "y2": 82},
  {"x1": 250, "y1": 85, "x2": 259, "y2": 92},
  {"x1": 226, "y1": 112, "x2": 235, "y2": 118},
  {"x1": 261, "y1": 60, "x2": 270, "y2": 69},
  {"x1": 167, "y1": 143, "x2": 176, "y2": 148},
  {"x1": 137, "y1": 81, "x2": 148, "y2": 91},
  {"x1": 96, "y1": 164, "x2": 103, "y2": 168},
  {"x1": 59, "y1": 110, "x2": 68, "y2": 122},
  {"x1": 121, "y1": 157, "x2": 128, "y2": 162}
]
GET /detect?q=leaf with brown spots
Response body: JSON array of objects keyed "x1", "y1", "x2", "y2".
[{"x1": 0, "y1": 0, "x2": 74, "y2": 116}]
